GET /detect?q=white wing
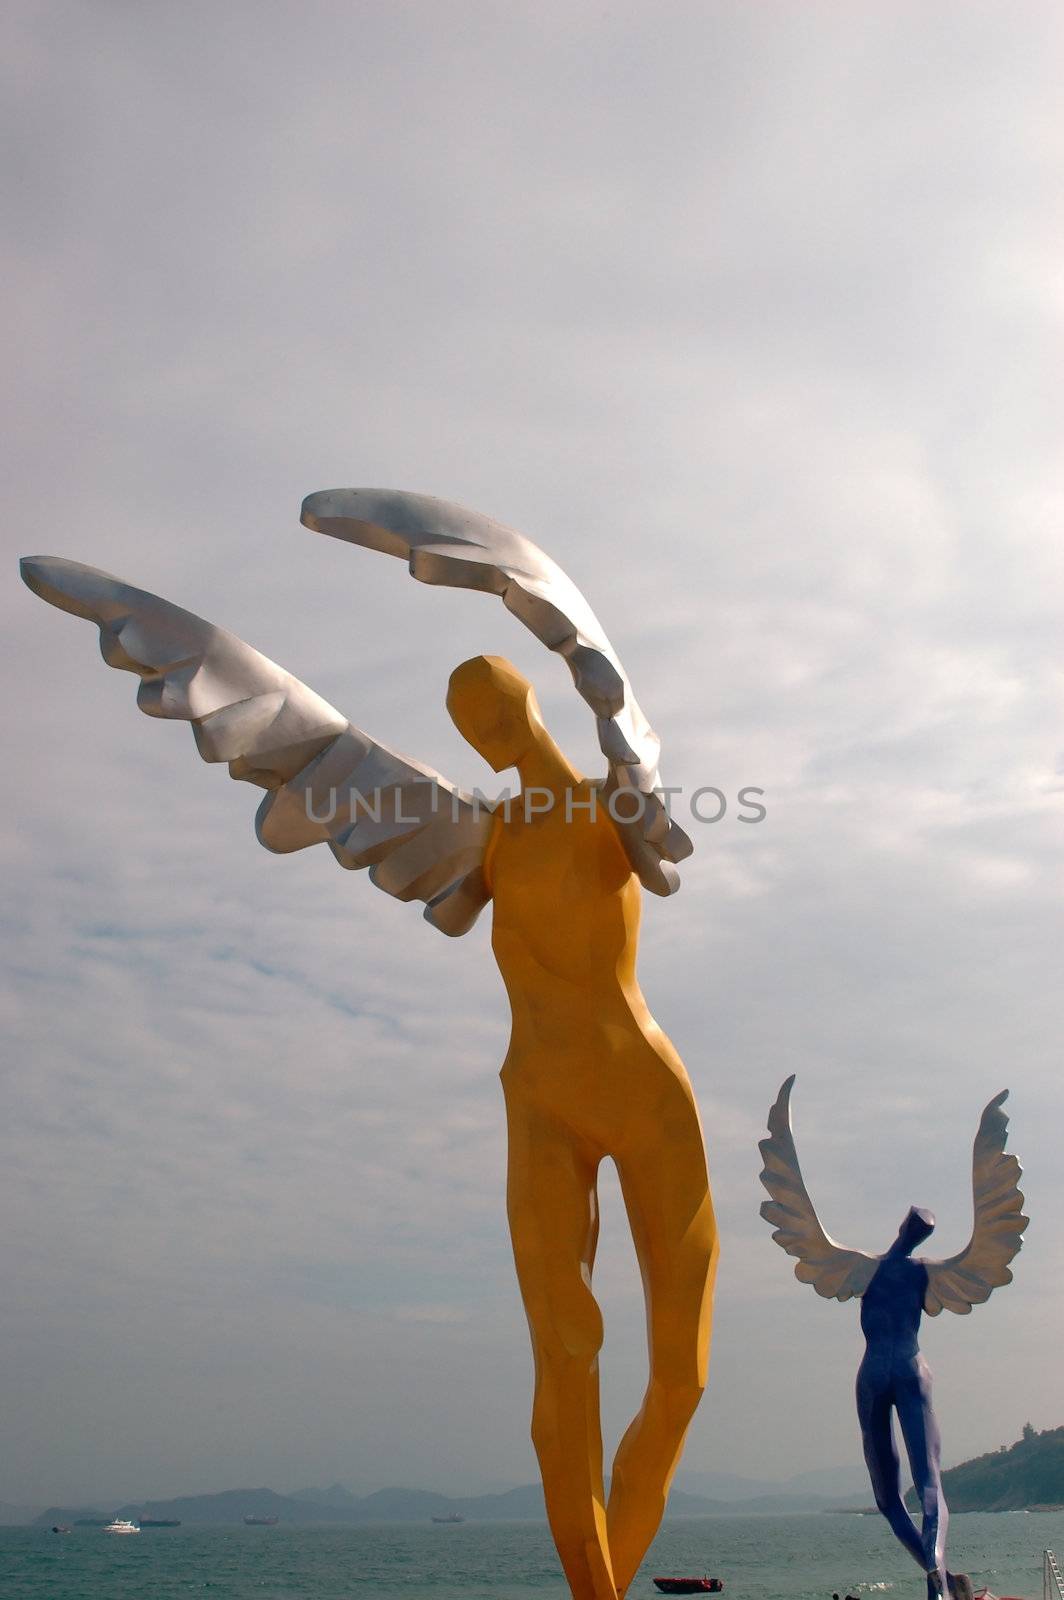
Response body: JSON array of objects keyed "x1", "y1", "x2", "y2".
[
  {"x1": 922, "y1": 1091, "x2": 1028, "y2": 1316},
  {"x1": 300, "y1": 487, "x2": 693, "y2": 896},
  {"x1": 758, "y1": 1076, "x2": 878, "y2": 1302},
  {"x1": 20, "y1": 556, "x2": 493, "y2": 936}
]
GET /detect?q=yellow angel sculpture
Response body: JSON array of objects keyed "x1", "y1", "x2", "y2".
[{"x1": 21, "y1": 488, "x2": 718, "y2": 1600}]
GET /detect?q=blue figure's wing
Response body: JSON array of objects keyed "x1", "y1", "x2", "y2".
[
  {"x1": 20, "y1": 556, "x2": 495, "y2": 936},
  {"x1": 922, "y1": 1091, "x2": 1029, "y2": 1315},
  {"x1": 758, "y1": 1076, "x2": 878, "y2": 1301}
]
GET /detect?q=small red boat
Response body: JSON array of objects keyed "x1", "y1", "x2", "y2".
[{"x1": 653, "y1": 1581, "x2": 723, "y2": 1595}]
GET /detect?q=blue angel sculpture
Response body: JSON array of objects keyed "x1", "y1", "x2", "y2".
[{"x1": 759, "y1": 1077, "x2": 1027, "y2": 1600}]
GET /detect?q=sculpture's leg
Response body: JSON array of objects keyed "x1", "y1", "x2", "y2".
[
  {"x1": 896, "y1": 1361, "x2": 949, "y2": 1600},
  {"x1": 856, "y1": 1376, "x2": 927, "y2": 1574},
  {"x1": 504, "y1": 1086, "x2": 617, "y2": 1600},
  {"x1": 606, "y1": 1081, "x2": 718, "y2": 1598}
]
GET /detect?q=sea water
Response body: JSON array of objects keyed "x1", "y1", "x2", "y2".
[{"x1": 2, "y1": 1511, "x2": 1060, "y2": 1600}]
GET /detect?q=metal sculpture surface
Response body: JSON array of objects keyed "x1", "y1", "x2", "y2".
[
  {"x1": 20, "y1": 488, "x2": 718, "y2": 1600},
  {"x1": 758, "y1": 1076, "x2": 1027, "y2": 1600}
]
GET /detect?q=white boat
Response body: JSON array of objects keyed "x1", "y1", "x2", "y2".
[{"x1": 102, "y1": 1518, "x2": 140, "y2": 1534}]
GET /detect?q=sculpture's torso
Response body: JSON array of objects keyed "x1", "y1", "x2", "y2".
[
  {"x1": 486, "y1": 779, "x2": 693, "y2": 1150},
  {"x1": 859, "y1": 1256, "x2": 928, "y2": 1376},
  {"x1": 489, "y1": 781, "x2": 638, "y2": 1000}
]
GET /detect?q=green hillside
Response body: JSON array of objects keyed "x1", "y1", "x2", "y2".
[{"x1": 906, "y1": 1425, "x2": 1064, "y2": 1512}]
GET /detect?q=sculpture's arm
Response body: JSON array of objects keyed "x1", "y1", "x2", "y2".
[
  {"x1": 20, "y1": 556, "x2": 494, "y2": 936},
  {"x1": 921, "y1": 1091, "x2": 1028, "y2": 1315},
  {"x1": 758, "y1": 1076, "x2": 879, "y2": 1301},
  {"x1": 299, "y1": 487, "x2": 693, "y2": 895}
]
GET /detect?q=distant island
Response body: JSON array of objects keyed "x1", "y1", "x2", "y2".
[
  {"x1": 30, "y1": 1479, "x2": 866, "y2": 1528},
  {"x1": 906, "y1": 1424, "x2": 1064, "y2": 1513},
  {"x1": 23, "y1": 1429, "x2": 1062, "y2": 1529}
]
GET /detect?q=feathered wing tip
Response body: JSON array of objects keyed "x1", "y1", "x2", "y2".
[
  {"x1": 923, "y1": 1090, "x2": 1029, "y2": 1316},
  {"x1": 19, "y1": 555, "x2": 495, "y2": 936},
  {"x1": 758, "y1": 1075, "x2": 878, "y2": 1302},
  {"x1": 299, "y1": 487, "x2": 694, "y2": 895}
]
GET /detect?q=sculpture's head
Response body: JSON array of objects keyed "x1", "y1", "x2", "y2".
[
  {"x1": 892, "y1": 1205, "x2": 936, "y2": 1255},
  {"x1": 446, "y1": 655, "x2": 542, "y2": 771}
]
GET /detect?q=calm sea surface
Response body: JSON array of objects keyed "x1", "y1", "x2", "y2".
[{"x1": 2, "y1": 1512, "x2": 1061, "y2": 1600}]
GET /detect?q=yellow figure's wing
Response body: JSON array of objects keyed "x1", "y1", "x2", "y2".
[
  {"x1": 20, "y1": 556, "x2": 493, "y2": 936},
  {"x1": 921, "y1": 1091, "x2": 1028, "y2": 1315},
  {"x1": 300, "y1": 487, "x2": 693, "y2": 896},
  {"x1": 759, "y1": 1076, "x2": 879, "y2": 1301}
]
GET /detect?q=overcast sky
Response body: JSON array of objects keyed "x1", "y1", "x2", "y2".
[{"x1": 2, "y1": 1, "x2": 1062, "y2": 1510}]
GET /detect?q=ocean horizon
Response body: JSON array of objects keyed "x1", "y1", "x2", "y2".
[{"x1": 3, "y1": 1509, "x2": 1061, "y2": 1600}]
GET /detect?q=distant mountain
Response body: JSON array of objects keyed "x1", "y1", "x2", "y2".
[
  {"x1": 677, "y1": 1466, "x2": 867, "y2": 1503},
  {"x1": 353, "y1": 1484, "x2": 548, "y2": 1520},
  {"x1": 292, "y1": 1483, "x2": 361, "y2": 1507},
  {"x1": 906, "y1": 1424, "x2": 1064, "y2": 1513},
  {"x1": 115, "y1": 1488, "x2": 325, "y2": 1526},
  {"x1": 730, "y1": 1493, "x2": 868, "y2": 1514},
  {"x1": 360, "y1": 1487, "x2": 471, "y2": 1519},
  {"x1": 32, "y1": 1506, "x2": 114, "y2": 1529},
  {"x1": 29, "y1": 1474, "x2": 873, "y2": 1529},
  {"x1": 779, "y1": 1465, "x2": 872, "y2": 1499},
  {"x1": 314, "y1": 1481, "x2": 866, "y2": 1520},
  {"x1": 674, "y1": 1469, "x2": 778, "y2": 1500}
]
